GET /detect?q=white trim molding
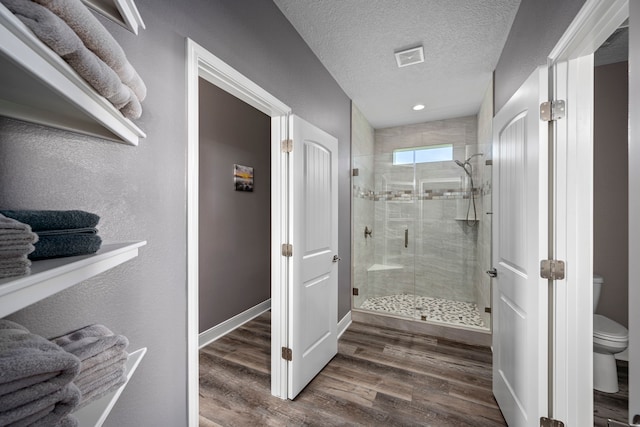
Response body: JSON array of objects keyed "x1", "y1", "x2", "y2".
[
  {"x1": 337, "y1": 311, "x2": 352, "y2": 339},
  {"x1": 186, "y1": 38, "x2": 291, "y2": 426},
  {"x1": 199, "y1": 299, "x2": 271, "y2": 348}
]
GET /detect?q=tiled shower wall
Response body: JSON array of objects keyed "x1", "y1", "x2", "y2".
[{"x1": 372, "y1": 116, "x2": 481, "y2": 305}]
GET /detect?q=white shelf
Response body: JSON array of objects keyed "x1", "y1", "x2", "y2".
[
  {"x1": 0, "y1": 241, "x2": 146, "y2": 318},
  {"x1": 74, "y1": 347, "x2": 147, "y2": 427},
  {"x1": 82, "y1": 0, "x2": 146, "y2": 35},
  {"x1": 367, "y1": 263, "x2": 404, "y2": 272},
  {"x1": 0, "y1": 3, "x2": 146, "y2": 145}
]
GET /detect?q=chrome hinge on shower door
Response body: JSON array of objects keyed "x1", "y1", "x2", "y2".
[{"x1": 540, "y1": 417, "x2": 564, "y2": 427}]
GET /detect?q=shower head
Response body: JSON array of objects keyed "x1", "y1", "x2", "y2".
[
  {"x1": 454, "y1": 160, "x2": 465, "y2": 167},
  {"x1": 464, "y1": 153, "x2": 484, "y2": 163},
  {"x1": 454, "y1": 159, "x2": 472, "y2": 177}
]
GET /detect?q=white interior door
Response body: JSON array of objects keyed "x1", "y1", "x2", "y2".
[
  {"x1": 492, "y1": 66, "x2": 549, "y2": 426},
  {"x1": 287, "y1": 114, "x2": 338, "y2": 399},
  {"x1": 629, "y1": 1, "x2": 640, "y2": 424}
]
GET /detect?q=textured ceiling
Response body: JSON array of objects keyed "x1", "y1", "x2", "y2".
[{"x1": 273, "y1": 0, "x2": 521, "y2": 129}]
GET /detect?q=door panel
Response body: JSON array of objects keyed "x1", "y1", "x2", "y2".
[
  {"x1": 492, "y1": 67, "x2": 548, "y2": 426},
  {"x1": 630, "y1": 1, "x2": 640, "y2": 423},
  {"x1": 288, "y1": 115, "x2": 338, "y2": 399}
]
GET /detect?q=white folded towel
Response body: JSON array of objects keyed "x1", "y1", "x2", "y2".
[{"x1": 33, "y1": 0, "x2": 147, "y2": 101}]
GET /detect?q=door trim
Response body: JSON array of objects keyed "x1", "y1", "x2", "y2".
[
  {"x1": 186, "y1": 38, "x2": 291, "y2": 426},
  {"x1": 546, "y1": 0, "x2": 628, "y2": 425}
]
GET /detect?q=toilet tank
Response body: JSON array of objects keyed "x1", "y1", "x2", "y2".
[{"x1": 593, "y1": 274, "x2": 604, "y2": 313}]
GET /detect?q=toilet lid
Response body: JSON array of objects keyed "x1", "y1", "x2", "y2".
[{"x1": 594, "y1": 314, "x2": 628, "y2": 341}]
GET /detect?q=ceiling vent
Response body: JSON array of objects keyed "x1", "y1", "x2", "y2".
[{"x1": 395, "y1": 46, "x2": 424, "y2": 68}]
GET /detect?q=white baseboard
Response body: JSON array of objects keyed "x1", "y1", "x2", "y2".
[
  {"x1": 199, "y1": 299, "x2": 271, "y2": 349},
  {"x1": 337, "y1": 311, "x2": 352, "y2": 339}
]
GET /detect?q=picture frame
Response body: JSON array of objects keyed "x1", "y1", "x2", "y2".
[{"x1": 234, "y1": 164, "x2": 254, "y2": 192}]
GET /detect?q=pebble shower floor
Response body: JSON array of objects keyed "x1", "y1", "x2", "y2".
[{"x1": 360, "y1": 294, "x2": 486, "y2": 328}]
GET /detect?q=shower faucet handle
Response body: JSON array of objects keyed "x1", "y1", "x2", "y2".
[
  {"x1": 486, "y1": 268, "x2": 498, "y2": 278},
  {"x1": 364, "y1": 226, "x2": 372, "y2": 238}
]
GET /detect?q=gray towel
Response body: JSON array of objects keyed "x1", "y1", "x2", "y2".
[
  {"x1": 76, "y1": 350, "x2": 127, "y2": 383},
  {"x1": 52, "y1": 324, "x2": 128, "y2": 362},
  {"x1": 0, "y1": 210, "x2": 99, "y2": 232},
  {"x1": 0, "y1": 256, "x2": 31, "y2": 278},
  {"x1": 0, "y1": 382, "x2": 80, "y2": 427},
  {"x1": 36, "y1": 227, "x2": 97, "y2": 237},
  {"x1": 29, "y1": 234, "x2": 102, "y2": 260},
  {"x1": 0, "y1": 244, "x2": 36, "y2": 259},
  {"x1": 76, "y1": 367, "x2": 126, "y2": 409},
  {"x1": 0, "y1": 0, "x2": 142, "y2": 119},
  {"x1": 0, "y1": 321, "x2": 80, "y2": 406},
  {"x1": 32, "y1": 0, "x2": 147, "y2": 101},
  {"x1": 0, "y1": 214, "x2": 32, "y2": 232}
]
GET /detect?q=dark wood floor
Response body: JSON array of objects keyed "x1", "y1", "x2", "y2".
[
  {"x1": 199, "y1": 312, "x2": 630, "y2": 426},
  {"x1": 594, "y1": 360, "x2": 629, "y2": 427},
  {"x1": 200, "y1": 312, "x2": 505, "y2": 426}
]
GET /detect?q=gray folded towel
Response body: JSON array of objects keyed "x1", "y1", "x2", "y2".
[
  {"x1": 76, "y1": 350, "x2": 127, "y2": 383},
  {"x1": 0, "y1": 210, "x2": 99, "y2": 232},
  {"x1": 32, "y1": 0, "x2": 147, "y2": 101},
  {"x1": 0, "y1": 257, "x2": 31, "y2": 269},
  {"x1": 0, "y1": 256, "x2": 31, "y2": 278},
  {"x1": 52, "y1": 324, "x2": 128, "y2": 362},
  {"x1": 0, "y1": 321, "x2": 80, "y2": 406},
  {"x1": 76, "y1": 367, "x2": 126, "y2": 409},
  {"x1": 0, "y1": 244, "x2": 36, "y2": 259},
  {"x1": 0, "y1": 382, "x2": 80, "y2": 427},
  {"x1": 29, "y1": 234, "x2": 102, "y2": 260},
  {"x1": 0, "y1": 0, "x2": 142, "y2": 119},
  {"x1": 36, "y1": 227, "x2": 97, "y2": 237}
]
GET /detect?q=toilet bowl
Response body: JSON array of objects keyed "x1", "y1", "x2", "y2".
[{"x1": 593, "y1": 275, "x2": 629, "y2": 393}]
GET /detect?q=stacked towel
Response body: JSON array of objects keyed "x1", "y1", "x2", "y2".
[
  {"x1": 52, "y1": 324, "x2": 129, "y2": 408},
  {"x1": 0, "y1": 210, "x2": 102, "y2": 261},
  {"x1": 0, "y1": 0, "x2": 145, "y2": 119},
  {"x1": 0, "y1": 319, "x2": 80, "y2": 426},
  {"x1": 0, "y1": 214, "x2": 38, "y2": 279}
]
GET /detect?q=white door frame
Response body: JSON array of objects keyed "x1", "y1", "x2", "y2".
[
  {"x1": 546, "y1": 0, "x2": 628, "y2": 424},
  {"x1": 186, "y1": 39, "x2": 291, "y2": 427}
]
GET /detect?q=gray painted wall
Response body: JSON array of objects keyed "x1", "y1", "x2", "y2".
[
  {"x1": 494, "y1": 0, "x2": 586, "y2": 112},
  {"x1": 0, "y1": 1, "x2": 351, "y2": 425},
  {"x1": 198, "y1": 78, "x2": 271, "y2": 332},
  {"x1": 594, "y1": 61, "x2": 629, "y2": 327}
]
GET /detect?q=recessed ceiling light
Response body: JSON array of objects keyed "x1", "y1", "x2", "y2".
[
  {"x1": 395, "y1": 46, "x2": 425, "y2": 68},
  {"x1": 413, "y1": 104, "x2": 425, "y2": 111}
]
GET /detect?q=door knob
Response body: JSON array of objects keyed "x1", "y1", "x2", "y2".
[
  {"x1": 486, "y1": 268, "x2": 497, "y2": 278},
  {"x1": 332, "y1": 255, "x2": 341, "y2": 263}
]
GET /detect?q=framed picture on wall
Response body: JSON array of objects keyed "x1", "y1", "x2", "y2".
[{"x1": 234, "y1": 164, "x2": 254, "y2": 192}]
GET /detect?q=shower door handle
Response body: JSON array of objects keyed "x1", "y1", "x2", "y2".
[{"x1": 404, "y1": 229, "x2": 408, "y2": 248}]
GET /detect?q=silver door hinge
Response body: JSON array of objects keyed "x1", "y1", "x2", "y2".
[
  {"x1": 281, "y1": 243, "x2": 293, "y2": 257},
  {"x1": 281, "y1": 139, "x2": 293, "y2": 153},
  {"x1": 282, "y1": 347, "x2": 292, "y2": 361},
  {"x1": 540, "y1": 100, "x2": 565, "y2": 121},
  {"x1": 540, "y1": 417, "x2": 564, "y2": 427},
  {"x1": 540, "y1": 259, "x2": 565, "y2": 280}
]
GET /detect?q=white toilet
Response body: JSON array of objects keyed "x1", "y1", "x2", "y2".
[{"x1": 593, "y1": 274, "x2": 628, "y2": 393}]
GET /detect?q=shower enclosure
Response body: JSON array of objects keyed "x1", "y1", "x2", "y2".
[{"x1": 352, "y1": 113, "x2": 492, "y2": 330}]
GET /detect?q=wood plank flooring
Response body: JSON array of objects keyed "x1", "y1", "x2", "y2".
[
  {"x1": 200, "y1": 312, "x2": 505, "y2": 426},
  {"x1": 200, "y1": 312, "x2": 630, "y2": 426}
]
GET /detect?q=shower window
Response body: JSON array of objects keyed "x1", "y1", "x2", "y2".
[{"x1": 392, "y1": 144, "x2": 453, "y2": 165}]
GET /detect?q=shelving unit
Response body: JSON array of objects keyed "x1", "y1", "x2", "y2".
[
  {"x1": 82, "y1": 0, "x2": 146, "y2": 35},
  {"x1": 0, "y1": 3, "x2": 146, "y2": 145},
  {"x1": 0, "y1": 241, "x2": 147, "y2": 318},
  {"x1": 73, "y1": 347, "x2": 147, "y2": 427}
]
